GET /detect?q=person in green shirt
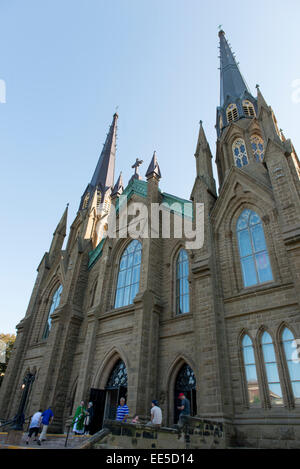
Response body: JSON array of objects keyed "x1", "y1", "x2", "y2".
[{"x1": 72, "y1": 400, "x2": 87, "y2": 435}]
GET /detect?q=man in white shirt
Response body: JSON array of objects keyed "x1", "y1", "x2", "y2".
[
  {"x1": 149, "y1": 400, "x2": 162, "y2": 427},
  {"x1": 26, "y1": 410, "x2": 42, "y2": 445}
]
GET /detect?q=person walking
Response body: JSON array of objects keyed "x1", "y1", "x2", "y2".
[
  {"x1": 147, "y1": 400, "x2": 162, "y2": 427},
  {"x1": 116, "y1": 397, "x2": 129, "y2": 423},
  {"x1": 72, "y1": 400, "x2": 86, "y2": 435},
  {"x1": 84, "y1": 402, "x2": 94, "y2": 435},
  {"x1": 25, "y1": 409, "x2": 42, "y2": 445},
  {"x1": 37, "y1": 406, "x2": 54, "y2": 445},
  {"x1": 177, "y1": 393, "x2": 190, "y2": 427}
]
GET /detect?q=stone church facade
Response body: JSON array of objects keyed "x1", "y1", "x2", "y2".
[{"x1": 1, "y1": 30, "x2": 300, "y2": 448}]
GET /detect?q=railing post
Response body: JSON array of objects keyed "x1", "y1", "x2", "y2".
[{"x1": 64, "y1": 425, "x2": 71, "y2": 447}]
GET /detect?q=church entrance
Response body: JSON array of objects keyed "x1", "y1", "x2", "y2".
[
  {"x1": 174, "y1": 363, "x2": 197, "y2": 424},
  {"x1": 104, "y1": 359, "x2": 128, "y2": 420},
  {"x1": 89, "y1": 359, "x2": 128, "y2": 434}
]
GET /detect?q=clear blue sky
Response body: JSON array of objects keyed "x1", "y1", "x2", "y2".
[{"x1": 1, "y1": 0, "x2": 300, "y2": 333}]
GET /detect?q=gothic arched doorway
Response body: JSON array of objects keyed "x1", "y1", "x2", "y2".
[
  {"x1": 174, "y1": 364, "x2": 197, "y2": 423},
  {"x1": 89, "y1": 359, "x2": 128, "y2": 434},
  {"x1": 104, "y1": 359, "x2": 128, "y2": 420}
]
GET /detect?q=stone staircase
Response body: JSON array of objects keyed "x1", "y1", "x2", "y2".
[
  {"x1": 0, "y1": 431, "x2": 91, "y2": 449},
  {"x1": 84, "y1": 417, "x2": 229, "y2": 449}
]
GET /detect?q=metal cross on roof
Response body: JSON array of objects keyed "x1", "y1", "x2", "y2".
[{"x1": 131, "y1": 158, "x2": 143, "y2": 177}]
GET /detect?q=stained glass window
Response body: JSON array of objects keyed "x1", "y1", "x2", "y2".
[
  {"x1": 237, "y1": 209, "x2": 273, "y2": 288},
  {"x1": 42, "y1": 284, "x2": 63, "y2": 339},
  {"x1": 106, "y1": 360, "x2": 128, "y2": 389},
  {"x1": 282, "y1": 328, "x2": 300, "y2": 400},
  {"x1": 232, "y1": 138, "x2": 249, "y2": 168},
  {"x1": 242, "y1": 335, "x2": 260, "y2": 405},
  {"x1": 262, "y1": 332, "x2": 283, "y2": 405},
  {"x1": 175, "y1": 364, "x2": 196, "y2": 392},
  {"x1": 176, "y1": 249, "x2": 190, "y2": 315},
  {"x1": 114, "y1": 240, "x2": 142, "y2": 308},
  {"x1": 250, "y1": 135, "x2": 264, "y2": 162}
]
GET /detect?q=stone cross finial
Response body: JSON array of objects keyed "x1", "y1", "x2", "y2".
[{"x1": 131, "y1": 158, "x2": 143, "y2": 178}]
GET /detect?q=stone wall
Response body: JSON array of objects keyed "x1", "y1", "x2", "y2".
[{"x1": 91, "y1": 417, "x2": 227, "y2": 449}]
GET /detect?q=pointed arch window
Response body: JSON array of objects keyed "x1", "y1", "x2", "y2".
[
  {"x1": 242, "y1": 335, "x2": 261, "y2": 405},
  {"x1": 250, "y1": 135, "x2": 264, "y2": 162},
  {"x1": 226, "y1": 103, "x2": 239, "y2": 123},
  {"x1": 42, "y1": 284, "x2": 63, "y2": 339},
  {"x1": 237, "y1": 209, "x2": 273, "y2": 288},
  {"x1": 262, "y1": 332, "x2": 283, "y2": 405},
  {"x1": 106, "y1": 360, "x2": 128, "y2": 389},
  {"x1": 282, "y1": 328, "x2": 300, "y2": 401},
  {"x1": 175, "y1": 364, "x2": 197, "y2": 419},
  {"x1": 176, "y1": 249, "x2": 190, "y2": 315},
  {"x1": 232, "y1": 138, "x2": 249, "y2": 168},
  {"x1": 243, "y1": 100, "x2": 256, "y2": 118},
  {"x1": 114, "y1": 240, "x2": 142, "y2": 309}
]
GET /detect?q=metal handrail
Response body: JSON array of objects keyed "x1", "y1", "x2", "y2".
[
  {"x1": 0, "y1": 418, "x2": 16, "y2": 429},
  {"x1": 64, "y1": 425, "x2": 71, "y2": 447},
  {"x1": 0, "y1": 414, "x2": 32, "y2": 430}
]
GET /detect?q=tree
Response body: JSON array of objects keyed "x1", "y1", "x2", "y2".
[{"x1": 0, "y1": 333, "x2": 16, "y2": 387}]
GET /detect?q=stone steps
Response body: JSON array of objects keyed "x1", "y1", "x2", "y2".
[
  {"x1": 0, "y1": 431, "x2": 91, "y2": 449},
  {"x1": 94, "y1": 443, "x2": 124, "y2": 449}
]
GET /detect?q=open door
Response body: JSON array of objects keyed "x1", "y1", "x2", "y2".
[
  {"x1": 174, "y1": 364, "x2": 197, "y2": 424},
  {"x1": 89, "y1": 388, "x2": 106, "y2": 435}
]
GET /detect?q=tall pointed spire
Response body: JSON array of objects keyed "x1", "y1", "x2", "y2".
[
  {"x1": 90, "y1": 112, "x2": 118, "y2": 190},
  {"x1": 219, "y1": 30, "x2": 249, "y2": 107},
  {"x1": 216, "y1": 30, "x2": 257, "y2": 138},
  {"x1": 79, "y1": 113, "x2": 118, "y2": 210}
]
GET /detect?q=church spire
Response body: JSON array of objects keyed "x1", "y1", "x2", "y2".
[
  {"x1": 90, "y1": 112, "x2": 118, "y2": 190},
  {"x1": 216, "y1": 30, "x2": 257, "y2": 138},
  {"x1": 219, "y1": 30, "x2": 250, "y2": 107},
  {"x1": 80, "y1": 112, "x2": 118, "y2": 210}
]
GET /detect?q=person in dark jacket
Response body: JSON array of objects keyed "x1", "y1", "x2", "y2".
[{"x1": 84, "y1": 402, "x2": 94, "y2": 435}]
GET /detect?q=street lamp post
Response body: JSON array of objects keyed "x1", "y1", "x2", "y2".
[{"x1": 11, "y1": 372, "x2": 35, "y2": 430}]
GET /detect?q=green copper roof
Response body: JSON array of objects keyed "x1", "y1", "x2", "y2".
[
  {"x1": 88, "y1": 184, "x2": 193, "y2": 270},
  {"x1": 161, "y1": 192, "x2": 193, "y2": 219},
  {"x1": 88, "y1": 237, "x2": 106, "y2": 270},
  {"x1": 116, "y1": 178, "x2": 148, "y2": 213}
]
